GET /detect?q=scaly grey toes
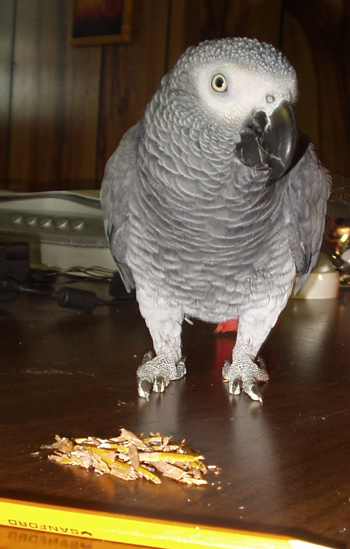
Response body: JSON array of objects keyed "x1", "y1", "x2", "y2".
[
  {"x1": 222, "y1": 355, "x2": 269, "y2": 403},
  {"x1": 137, "y1": 352, "x2": 186, "y2": 399}
]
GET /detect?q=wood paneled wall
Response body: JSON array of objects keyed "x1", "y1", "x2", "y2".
[
  {"x1": 0, "y1": 0, "x2": 349, "y2": 192},
  {"x1": 282, "y1": 0, "x2": 350, "y2": 179}
]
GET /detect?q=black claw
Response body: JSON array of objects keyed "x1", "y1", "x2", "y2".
[
  {"x1": 153, "y1": 376, "x2": 166, "y2": 393},
  {"x1": 138, "y1": 380, "x2": 152, "y2": 400},
  {"x1": 256, "y1": 356, "x2": 266, "y2": 369},
  {"x1": 250, "y1": 384, "x2": 263, "y2": 403},
  {"x1": 230, "y1": 379, "x2": 242, "y2": 395},
  {"x1": 141, "y1": 351, "x2": 154, "y2": 365}
]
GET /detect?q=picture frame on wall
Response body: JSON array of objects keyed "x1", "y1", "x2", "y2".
[{"x1": 71, "y1": 0, "x2": 133, "y2": 46}]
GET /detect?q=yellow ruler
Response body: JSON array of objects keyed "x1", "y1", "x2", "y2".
[{"x1": 0, "y1": 497, "x2": 334, "y2": 549}]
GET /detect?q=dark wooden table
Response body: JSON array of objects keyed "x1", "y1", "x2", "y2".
[{"x1": 1, "y1": 278, "x2": 350, "y2": 549}]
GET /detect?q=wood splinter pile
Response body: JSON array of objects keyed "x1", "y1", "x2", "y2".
[{"x1": 44, "y1": 428, "x2": 217, "y2": 485}]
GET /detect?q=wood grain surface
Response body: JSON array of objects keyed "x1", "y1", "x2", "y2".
[
  {"x1": 96, "y1": 0, "x2": 170, "y2": 180},
  {"x1": 0, "y1": 280, "x2": 350, "y2": 548},
  {"x1": 0, "y1": 0, "x2": 348, "y2": 191},
  {"x1": 7, "y1": 0, "x2": 101, "y2": 190},
  {"x1": 0, "y1": 0, "x2": 15, "y2": 187},
  {"x1": 282, "y1": 0, "x2": 350, "y2": 178}
]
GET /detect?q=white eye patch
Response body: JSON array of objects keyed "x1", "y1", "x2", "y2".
[{"x1": 194, "y1": 62, "x2": 297, "y2": 125}]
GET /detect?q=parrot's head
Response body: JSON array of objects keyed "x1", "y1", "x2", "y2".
[{"x1": 164, "y1": 37, "x2": 298, "y2": 182}]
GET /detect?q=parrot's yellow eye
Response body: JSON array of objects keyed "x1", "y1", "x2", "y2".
[{"x1": 211, "y1": 74, "x2": 227, "y2": 92}]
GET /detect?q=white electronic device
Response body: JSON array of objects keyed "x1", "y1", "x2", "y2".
[{"x1": 0, "y1": 190, "x2": 116, "y2": 271}]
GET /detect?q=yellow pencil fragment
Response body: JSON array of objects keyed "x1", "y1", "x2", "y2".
[{"x1": 43, "y1": 429, "x2": 213, "y2": 485}]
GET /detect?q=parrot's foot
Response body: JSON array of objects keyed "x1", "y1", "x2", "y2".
[
  {"x1": 137, "y1": 351, "x2": 186, "y2": 400},
  {"x1": 222, "y1": 353, "x2": 269, "y2": 403}
]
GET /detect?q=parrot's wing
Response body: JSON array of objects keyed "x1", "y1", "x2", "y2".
[
  {"x1": 101, "y1": 123, "x2": 140, "y2": 292},
  {"x1": 284, "y1": 137, "x2": 331, "y2": 294}
]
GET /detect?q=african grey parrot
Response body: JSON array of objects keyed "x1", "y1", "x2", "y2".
[{"x1": 101, "y1": 37, "x2": 330, "y2": 402}]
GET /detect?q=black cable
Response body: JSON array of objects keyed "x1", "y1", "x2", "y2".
[{"x1": 0, "y1": 279, "x2": 106, "y2": 311}]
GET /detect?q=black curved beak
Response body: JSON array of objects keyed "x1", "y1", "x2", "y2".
[{"x1": 234, "y1": 100, "x2": 297, "y2": 182}]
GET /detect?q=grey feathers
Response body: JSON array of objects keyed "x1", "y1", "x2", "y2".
[
  {"x1": 101, "y1": 36, "x2": 330, "y2": 326},
  {"x1": 171, "y1": 37, "x2": 296, "y2": 81},
  {"x1": 284, "y1": 138, "x2": 331, "y2": 293},
  {"x1": 101, "y1": 123, "x2": 140, "y2": 292}
]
